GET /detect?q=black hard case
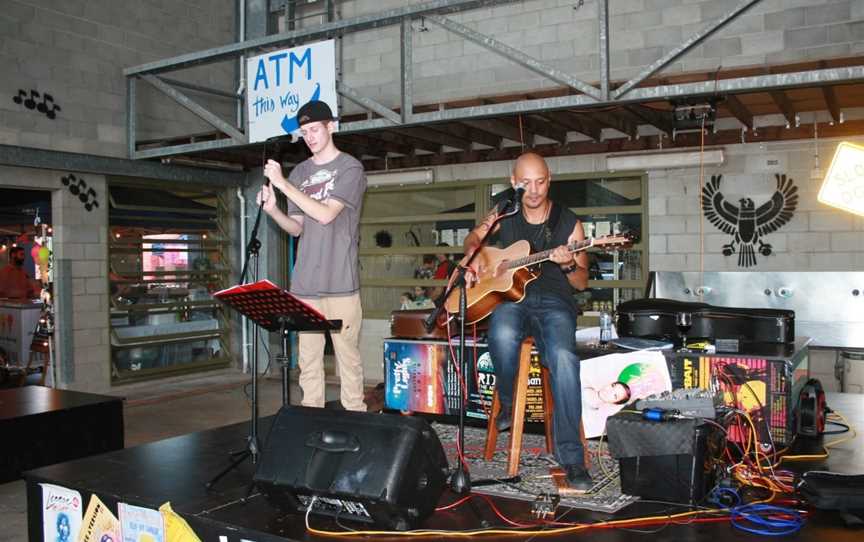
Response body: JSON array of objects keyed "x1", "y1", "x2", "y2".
[
  {"x1": 615, "y1": 298, "x2": 794, "y2": 344},
  {"x1": 253, "y1": 406, "x2": 449, "y2": 531}
]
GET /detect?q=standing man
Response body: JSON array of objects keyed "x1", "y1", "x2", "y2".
[
  {"x1": 258, "y1": 101, "x2": 367, "y2": 411},
  {"x1": 459, "y1": 152, "x2": 592, "y2": 490},
  {"x1": 0, "y1": 247, "x2": 40, "y2": 299}
]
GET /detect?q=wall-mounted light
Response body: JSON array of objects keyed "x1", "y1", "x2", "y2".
[
  {"x1": 818, "y1": 141, "x2": 864, "y2": 217},
  {"x1": 366, "y1": 168, "x2": 434, "y2": 187},
  {"x1": 607, "y1": 148, "x2": 725, "y2": 171}
]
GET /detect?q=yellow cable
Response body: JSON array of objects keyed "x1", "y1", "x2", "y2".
[{"x1": 305, "y1": 507, "x2": 728, "y2": 538}]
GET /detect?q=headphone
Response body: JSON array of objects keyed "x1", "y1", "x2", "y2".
[{"x1": 796, "y1": 378, "x2": 826, "y2": 438}]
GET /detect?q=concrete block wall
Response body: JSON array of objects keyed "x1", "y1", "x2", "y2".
[
  {"x1": 0, "y1": 0, "x2": 236, "y2": 158},
  {"x1": 646, "y1": 136, "x2": 864, "y2": 273},
  {"x1": 326, "y1": 0, "x2": 864, "y2": 113},
  {"x1": 0, "y1": 166, "x2": 110, "y2": 393}
]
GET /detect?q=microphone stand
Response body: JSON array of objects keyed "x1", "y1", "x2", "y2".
[
  {"x1": 206, "y1": 182, "x2": 267, "y2": 491},
  {"x1": 424, "y1": 193, "x2": 521, "y2": 495}
]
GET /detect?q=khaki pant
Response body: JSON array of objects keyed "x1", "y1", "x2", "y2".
[{"x1": 297, "y1": 293, "x2": 366, "y2": 411}]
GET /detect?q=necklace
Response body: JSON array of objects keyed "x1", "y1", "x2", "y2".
[{"x1": 523, "y1": 201, "x2": 552, "y2": 250}]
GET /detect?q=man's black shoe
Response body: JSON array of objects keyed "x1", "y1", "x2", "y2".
[
  {"x1": 495, "y1": 408, "x2": 512, "y2": 432},
  {"x1": 565, "y1": 464, "x2": 593, "y2": 492}
]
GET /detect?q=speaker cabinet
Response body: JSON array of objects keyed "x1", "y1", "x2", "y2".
[{"x1": 254, "y1": 406, "x2": 449, "y2": 530}]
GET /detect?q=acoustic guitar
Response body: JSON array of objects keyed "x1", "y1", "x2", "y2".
[{"x1": 443, "y1": 234, "x2": 632, "y2": 324}]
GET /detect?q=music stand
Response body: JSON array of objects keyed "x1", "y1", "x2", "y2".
[{"x1": 206, "y1": 279, "x2": 341, "y2": 489}]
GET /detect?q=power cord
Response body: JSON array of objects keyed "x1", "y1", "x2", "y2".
[{"x1": 729, "y1": 503, "x2": 805, "y2": 536}]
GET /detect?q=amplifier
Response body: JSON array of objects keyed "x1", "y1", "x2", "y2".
[{"x1": 607, "y1": 411, "x2": 714, "y2": 505}]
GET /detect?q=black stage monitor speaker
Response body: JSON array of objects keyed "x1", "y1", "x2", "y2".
[{"x1": 254, "y1": 406, "x2": 449, "y2": 531}]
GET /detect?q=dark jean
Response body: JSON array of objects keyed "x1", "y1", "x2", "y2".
[{"x1": 488, "y1": 292, "x2": 584, "y2": 468}]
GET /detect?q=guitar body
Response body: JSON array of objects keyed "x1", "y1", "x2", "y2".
[{"x1": 444, "y1": 240, "x2": 539, "y2": 324}]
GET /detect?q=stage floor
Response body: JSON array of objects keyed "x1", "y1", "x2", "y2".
[{"x1": 24, "y1": 393, "x2": 864, "y2": 542}]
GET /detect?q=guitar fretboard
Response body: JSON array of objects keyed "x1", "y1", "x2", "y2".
[{"x1": 505, "y1": 238, "x2": 593, "y2": 270}]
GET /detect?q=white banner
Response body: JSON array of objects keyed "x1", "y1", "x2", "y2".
[{"x1": 246, "y1": 39, "x2": 337, "y2": 143}]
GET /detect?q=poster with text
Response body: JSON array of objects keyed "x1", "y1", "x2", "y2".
[
  {"x1": 41, "y1": 483, "x2": 83, "y2": 542},
  {"x1": 77, "y1": 494, "x2": 120, "y2": 542},
  {"x1": 118, "y1": 503, "x2": 164, "y2": 542},
  {"x1": 246, "y1": 39, "x2": 337, "y2": 142}
]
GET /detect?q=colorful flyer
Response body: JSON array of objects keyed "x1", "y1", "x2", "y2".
[
  {"x1": 77, "y1": 495, "x2": 120, "y2": 542},
  {"x1": 118, "y1": 503, "x2": 165, "y2": 542},
  {"x1": 41, "y1": 483, "x2": 83, "y2": 542}
]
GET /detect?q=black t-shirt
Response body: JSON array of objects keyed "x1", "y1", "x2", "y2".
[{"x1": 495, "y1": 202, "x2": 578, "y2": 307}]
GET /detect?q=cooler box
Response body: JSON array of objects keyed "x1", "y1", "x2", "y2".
[{"x1": 0, "y1": 301, "x2": 42, "y2": 366}]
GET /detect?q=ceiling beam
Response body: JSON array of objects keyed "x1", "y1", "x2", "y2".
[
  {"x1": 541, "y1": 112, "x2": 601, "y2": 141},
  {"x1": 369, "y1": 130, "x2": 441, "y2": 154},
  {"x1": 723, "y1": 94, "x2": 754, "y2": 130},
  {"x1": 769, "y1": 90, "x2": 797, "y2": 126},
  {"x1": 338, "y1": 140, "x2": 387, "y2": 159},
  {"x1": 822, "y1": 85, "x2": 841, "y2": 124},
  {"x1": 341, "y1": 134, "x2": 414, "y2": 156},
  {"x1": 461, "y1": 119, "x2": 525, "y2": 143},
  {"x1": 361, "y1": 118, "x2": 864, "y2": 170},
  {"x1": 340, "y1": 65, "x2": 864, "y2": 135},
  {"x1": 429, "y1": 123, "x2": 502, "y2": 148},
  {"x1": 591, "y1": 111, "x2": 639, "y2": 139},
  {"x1": 521, "y1": 115, "x2": 567, "y2": 144},
  {"x1": 623, "y1": 105, "x2": 674, "y2": 136},
  {"x1": 393, "y1": 127, "x2": 473, "y2": 151},
  {"x1": 0, "y1": 144, "x2": 245, "y2": 186}
]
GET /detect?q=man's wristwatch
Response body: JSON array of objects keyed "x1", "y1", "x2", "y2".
[{"x1": 560, "y1": 263, "x2": 579, "y2": 275}]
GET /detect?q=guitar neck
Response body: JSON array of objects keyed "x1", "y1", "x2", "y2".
[{"x1": 506, "y1": 239, "x2": 593, "y2": 270}]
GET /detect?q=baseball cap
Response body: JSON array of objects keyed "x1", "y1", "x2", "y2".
[{"x1": 297, "y1": 100, "x2": 337, "y2": 127}]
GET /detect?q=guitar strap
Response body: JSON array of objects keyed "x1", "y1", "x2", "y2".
[{"x1": 545, "y1": 202, "x2": 562, "y2": 246}]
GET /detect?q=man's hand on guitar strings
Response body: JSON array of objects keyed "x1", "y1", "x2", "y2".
[{"x1": 549, "y1": 244, "x2": 574, "y2": 266}]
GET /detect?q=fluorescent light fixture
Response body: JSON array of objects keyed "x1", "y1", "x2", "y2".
[
  {"x1": 606, "y1": 148, "x2": 725, "y2": 171},
  {"x1": 366, "y1": 168, "x2": 434, "y2": 187},
  {"x1": 818, "y1": 141, "x2": 864, "y2": 217}
]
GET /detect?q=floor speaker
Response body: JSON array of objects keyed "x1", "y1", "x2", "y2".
[{"x1": 254, "y1": 406, "x2": 449, "y2": 531}]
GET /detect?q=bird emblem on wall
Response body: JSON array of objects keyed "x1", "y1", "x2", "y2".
[{"x1": 701, "y1": 174, "x2": 798, "y2": 268}]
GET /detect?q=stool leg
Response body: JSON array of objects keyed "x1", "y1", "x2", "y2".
[
  {"x1": 540, "y1": 366, "x2": 554, "y2": 454},
  {"x1": 507, "y1": 340, "x2": 532, "y2": 477},
  {"x1": 484, "y1": 390, "x2": 501, "y2": 461}
]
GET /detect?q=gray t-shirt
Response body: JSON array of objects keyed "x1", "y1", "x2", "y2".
[{"x1": 285, "y1": 152, "x2": 366, "y2": 297}]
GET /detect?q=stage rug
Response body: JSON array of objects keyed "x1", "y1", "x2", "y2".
[{"x1": 433, "y1": 423, "x2": 638, "y2": 514}]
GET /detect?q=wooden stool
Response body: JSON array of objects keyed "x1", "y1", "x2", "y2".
[{"x1": 483, "y1": 337, "x2": 588, "y2": 477}]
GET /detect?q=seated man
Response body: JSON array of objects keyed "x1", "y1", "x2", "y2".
[
  {"x1": 458, "y1": 152, "x2": 592, "y2": 490},
  {"x1": 0, "y1": 247, "x2": 40, "y2": 300}
]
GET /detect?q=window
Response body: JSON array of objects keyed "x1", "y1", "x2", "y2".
[{"x1": 108, "y1": 182, "x2": 232, "y2": 381}]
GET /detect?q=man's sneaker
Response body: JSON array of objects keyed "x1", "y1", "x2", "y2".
[
  {"x1": 495, "y1": 407, "x2": 512, "y2": 432},
  {"x1": 565, "y1": 464, "x2": 593, "y2": 492}
]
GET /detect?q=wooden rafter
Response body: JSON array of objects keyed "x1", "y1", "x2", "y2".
[{"x1": 723, "y1": 95, "x2": 754, "y2": 131}]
